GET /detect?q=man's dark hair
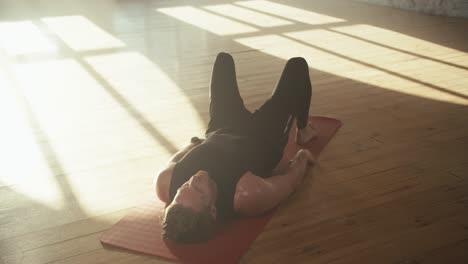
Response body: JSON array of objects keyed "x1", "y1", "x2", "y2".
[{"x1": 161, "y1": 203, "x2": 215, "y2": 243}]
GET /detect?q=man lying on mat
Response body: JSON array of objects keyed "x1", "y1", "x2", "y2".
[{"x1": 153, "y1": 52, "x2": 318, "y2": 243}]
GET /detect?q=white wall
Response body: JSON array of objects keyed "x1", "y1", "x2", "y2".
[{"x1": 355, "y1": 0, "x2": 468, "y2": 17}]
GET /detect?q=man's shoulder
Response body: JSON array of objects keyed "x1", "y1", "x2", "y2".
[{"x1": 154, "y1": 162, "x2": 177, "y2": 203}]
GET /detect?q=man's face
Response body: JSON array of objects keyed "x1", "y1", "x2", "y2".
[{"x1": 172, "y1": 170, "x2": 218, "y2": 219}]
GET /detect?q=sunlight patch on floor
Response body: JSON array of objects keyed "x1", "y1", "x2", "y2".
[
  {"x1": 235, "y1": 33, "x2": 468, "y2": 105},
  {"x1": 284, "y1": 28, "x2": 468, "y2": 103},
  {"x1": 0, "y1": 70, "x2": 65, "y2": 210},
  {"x1": 204, "y1": 4, "x2": 293, "y2": 27},
  {"x1": 331, "y1": 24, "x2": 468, "y2": 68},
  {"x1": 0, "y1": 21, "x2": 57, "y2": 56},
  {"x1": 235, "y1": 0, "x2": 345, "y2": 25},
  {"x1": 84, "y1": 51, "x2": 207, "y2": 143},
  {"x1": 157, "y1": 6, "x2": 258, "y2": 35},
  {"x1": 2, "y1": 57, "x2": 175, "y2": 212},
  {"x1": 41, "y1": 15, "x2": 125, "y2": 51}
]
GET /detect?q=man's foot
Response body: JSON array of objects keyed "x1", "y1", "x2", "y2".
[{"x1": 296, "y1": 122, "x2": 319, "y2": 145}]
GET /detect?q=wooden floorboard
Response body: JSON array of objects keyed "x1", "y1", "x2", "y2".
[{"x1": 0, "y1": 0, "x2": 467, "y2": 263}]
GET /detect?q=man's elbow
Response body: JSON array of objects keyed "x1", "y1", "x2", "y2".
[{"x1": 234, "y1": 191, "x2": 270, "y2": 216}]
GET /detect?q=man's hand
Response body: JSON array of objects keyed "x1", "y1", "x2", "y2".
[
  {"x1": 190, "y1": 137, "x2": 205, "y2": 145},
  {"x1": 288, "y1": 149, "x2": 316, "y2": 188},
  {"x1": 298, "y1": 149, "x2": 316, "y2": 165},
  {"x1": 289, "y1": 149, "x2": 316, "y2": 166}
]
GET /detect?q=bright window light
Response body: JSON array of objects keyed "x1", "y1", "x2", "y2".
[
  {"x1": 235, "y1": 0, "x2": 344, "y2": 25},
  {"x1": 157, "y1": 6, "x2": 258, "y2": 35},
  {"x1": 0, "y1": 21, "x2": 57, "y2": 56},
  {"x1": 204, "y1": 4, "x2": 293, "y2": 27},
  {"x1": 41, "y1": 15, "x2": 125, "y2": 51}
]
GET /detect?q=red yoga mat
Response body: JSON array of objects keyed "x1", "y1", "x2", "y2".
[{"x1": 100, "y1": 116, "x2": 342, "y2": 264}]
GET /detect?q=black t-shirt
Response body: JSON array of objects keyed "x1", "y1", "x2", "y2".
[{"x1": 168, "y1": 128, "x2": 283, "y2": 221}]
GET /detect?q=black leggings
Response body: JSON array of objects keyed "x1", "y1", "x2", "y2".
[{"x1": 206, "y1": 52, "x2": 312, "y2": 149}]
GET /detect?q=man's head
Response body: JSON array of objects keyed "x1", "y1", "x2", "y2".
[{"x1": 161, "y1": 170, "x2": 218, "y2": 243}]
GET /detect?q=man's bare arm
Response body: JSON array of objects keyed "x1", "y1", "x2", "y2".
[{"x1": 234, "y1": 149, "x2": 314, "y2": 216}]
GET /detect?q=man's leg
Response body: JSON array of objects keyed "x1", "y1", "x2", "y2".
[
  {"x1": 251, "y1": 57, "x2": 312, "y2": 147},
  {"x1": 206, "y1": 52, "x2": 251, "y2": 135}
]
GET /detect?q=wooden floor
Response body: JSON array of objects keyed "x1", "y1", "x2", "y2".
[{"x1": 1, "y1": 0, "x2": 467, "y2": 263}]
